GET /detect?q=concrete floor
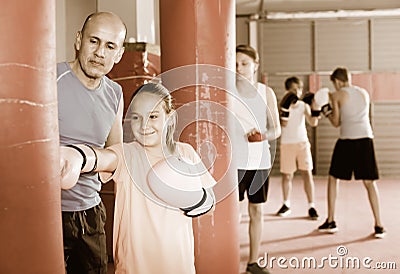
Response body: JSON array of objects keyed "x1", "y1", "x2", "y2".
[
  {"x1": 239, "y1": 176, "x2": 399, "y2": 274},
  {"x1": 108, "y1": 176, "x2": 400, "y2": 273}
]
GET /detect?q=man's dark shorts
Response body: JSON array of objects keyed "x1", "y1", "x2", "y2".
[
  {"x1": 62, "y1": 201, "x2": 108, "y2": 274},
  {"x1": 329, "y1": 138, "x2": 379, "y2": 180}
]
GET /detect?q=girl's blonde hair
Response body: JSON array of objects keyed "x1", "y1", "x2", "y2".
[{"x1": 129, "y1": 82, "x2": 177, "y2": 153}]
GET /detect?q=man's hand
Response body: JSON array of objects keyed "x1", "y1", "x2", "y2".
[{"x1": 60, "y1": 146, "x2": 83, "y2": 189}]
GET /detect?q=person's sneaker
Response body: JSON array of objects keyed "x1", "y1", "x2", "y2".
[
  {"x1": 374, "y1": 226, "x2": 386, "y2": 239},
  {"x1": 276, "y1": 204, "x2": 291, "y2": 217},
  {"x1": 318, "y1": 219, "x2": 338, "y2": 233},
  {"x1": 246, "y1": 263, "x2": 270, "y2": 274},
  {"x1": 308, "y1": 207, "x2": 319, "y2": 220}
]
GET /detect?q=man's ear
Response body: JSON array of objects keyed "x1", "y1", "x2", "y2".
[
  {"x1": 74, "y1": 31, "x2": 82, "y2": 51},
  {"x1": 114, "y1": 46, "x2": 125, "y2": 64}
]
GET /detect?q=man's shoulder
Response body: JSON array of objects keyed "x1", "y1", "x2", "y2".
[
  {"x1": 57, "y1": 61, "x2": 67, "y2": 69},
  {"x1": 103, "y1": 75, "x2": 122, "y2": 94},
  {"x1": 56, "y1": 62, "x2": 70, "y2": 78},
  {"x1": 352, "y1": 85, "x2": 368, "y2": 94},
  {"x1": 331, "y1": 89, "x2": 348, "y2": 105}
]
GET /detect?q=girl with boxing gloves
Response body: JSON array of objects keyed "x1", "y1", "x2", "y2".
[{"x1": 61, "y1": 83, "x2": 216, "y2": 273}]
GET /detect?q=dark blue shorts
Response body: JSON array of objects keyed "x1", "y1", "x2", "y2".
[{"x1": 329, "y1": 138, "x2": 379, "y2": 180}]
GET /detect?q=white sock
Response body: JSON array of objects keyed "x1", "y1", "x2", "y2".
[
  {"x1": 284, "y1": 200, "x2": 291, "y2": 207},
  {"x1": 308, "y1": 202, "x2": 315, "y2": 208}
]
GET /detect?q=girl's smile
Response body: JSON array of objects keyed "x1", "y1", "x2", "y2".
[{"x1": 129, "y1": 92, "x2": 170, "y2": 150}]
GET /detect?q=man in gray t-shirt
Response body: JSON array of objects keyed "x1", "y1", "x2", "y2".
[{"x1": 57, "y1": 12, "x2": 126, "y2": 273}]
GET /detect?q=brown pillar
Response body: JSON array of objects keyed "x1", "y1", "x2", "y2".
[
  {"x1": 160, "y1": 1, "x2": 239, "y2": 273},
  {"x1": 0, "y1": 1, "x2": 64, "y2": 273}
]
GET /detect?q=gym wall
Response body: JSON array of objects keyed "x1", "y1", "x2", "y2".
[{"x1": 237, "y1": 16, "x2": 400, "y2": 178}]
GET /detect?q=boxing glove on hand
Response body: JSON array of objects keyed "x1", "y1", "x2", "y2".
[
  {"x1": 314, "y1": 88, "x2": 332, "y2": 117},
  {"x1": 181, "y1": 187, "x2": 215, "y2": 218},
  {"x1": 66, "y1": 144, "x2": 98, "y2": 173},
  {"x1": 247, "y1": 130, "x2": 263, "y2": 142},
  {"x1": 280, "y1": 92, "x2": 299, "y2": 120},
  {"x1": 60, "y1": 146, "x2": 84, "y2": 189},
  {"x1": 301, "y1": 92, "x2": 314, "y2": 105},
  {"x1": 301, "y1": 92, "x2": 321, "y2": 117},
  {"x1": 147, "y1": 156, "x2": 215, "y2": 218},
  {"x1": 280, "y1": 92, "x2": 299, "y2": 110},
  {"x1": 321, "y1": 104, "x2": 333, "y2": 117}
]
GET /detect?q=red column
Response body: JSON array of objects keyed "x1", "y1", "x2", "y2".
[
  {"x1": 0, "y1": 1, "x2": 64, "y2": 273},
  {"x1": 108, "y1": 42, "x2": 161, "y2": 116},
  {"x1": 160, "y1": 1, "x2": 239, "y2": 273}
]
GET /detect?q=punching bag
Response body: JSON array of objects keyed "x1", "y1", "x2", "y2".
[{"x1": 0, "y1": 1, "x2": 64, "y2": 273}]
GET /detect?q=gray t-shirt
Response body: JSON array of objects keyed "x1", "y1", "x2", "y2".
[{"x1": 57, "y1": 62, "x2": 122, "y2": 211}]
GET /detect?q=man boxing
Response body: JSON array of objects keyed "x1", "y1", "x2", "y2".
[{"x1": 317, "y1": 67, "x2": 386, "y2": 239}]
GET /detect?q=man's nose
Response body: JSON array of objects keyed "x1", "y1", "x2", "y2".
[{"x1": 94, "y1": 44, "x2": 105, "y2": 58}]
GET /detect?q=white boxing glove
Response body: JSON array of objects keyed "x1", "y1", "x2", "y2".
[
  {"x1": 60, "y1": 146, "x2": 83, "y2": 189},
  {"x1": 314, "y1": 87, "x2": 332, "y2": 117},
  {"x1": 147, "y1": 155, "x2": 214, "y2": 217}
]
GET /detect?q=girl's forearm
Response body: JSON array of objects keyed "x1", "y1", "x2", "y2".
[{"x1": 93, "y1": 147, "x2": 118, "y2": 173}]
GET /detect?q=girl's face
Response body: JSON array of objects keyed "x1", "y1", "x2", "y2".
[
  {"x1": 236, "y1": 52, "x2": 258, "y2": 81},
  {"x1": 130, "y1": 92, "x2": 169, "y2": 149}
]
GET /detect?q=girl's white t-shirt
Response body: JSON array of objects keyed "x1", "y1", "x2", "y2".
[{"x1": 100, "y1": 141, "x2": 216, "y2": 274}]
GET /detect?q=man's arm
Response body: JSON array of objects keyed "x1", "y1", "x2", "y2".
[
  {"x1": 105, "y1": 98, "x2": 124, "y2": 147},
  {"x1": 304, "y1": 103, "x2": 319, "y2": 127},
  {"x1": 60, "y1": 145, "x2": 118, "y2": 189},
  {"x1": 280, "y1": 117, "x2": 288, "y2": 128},
  {"x1": 327, "y1": 91, "x2": 341, "y2": 127}
]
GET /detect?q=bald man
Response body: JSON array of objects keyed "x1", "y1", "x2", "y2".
[{"x1": 57, "y1": 12, "x2": 126, "y2": 273}]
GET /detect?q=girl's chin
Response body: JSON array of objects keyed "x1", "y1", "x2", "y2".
[{"x1": 135, "y1": 138, "x2": 159, "y2": 148}]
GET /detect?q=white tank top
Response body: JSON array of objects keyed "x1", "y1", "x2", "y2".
[
  {"x1": 233, "y1": 83, "x2": 271, "y2": 170},
  {"x1": 340, "y1": 86, "x2": 373, "y2": 139},
  {"x1": 280, "y1": 100, "x2": 309, "y2": 144}
]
